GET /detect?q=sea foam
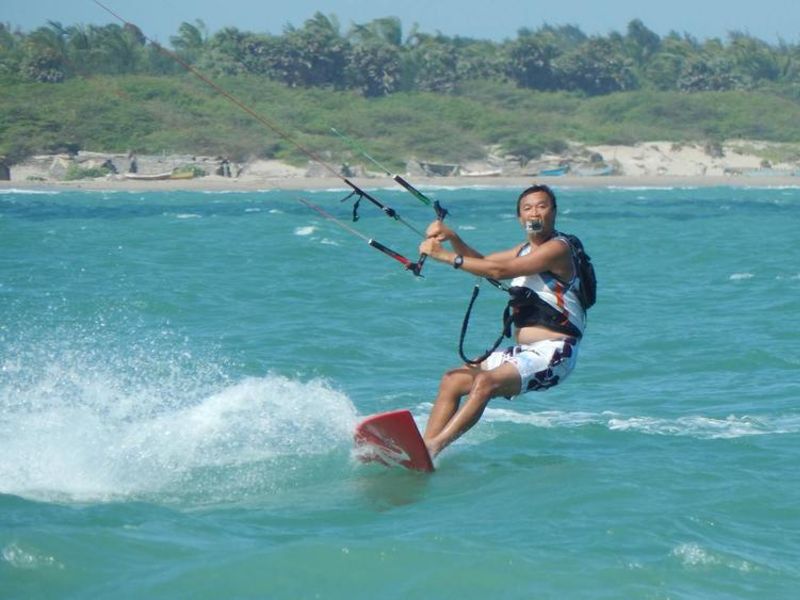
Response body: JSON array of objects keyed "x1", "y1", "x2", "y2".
[{"x1": 0, "y1": 335, "x2": 357, "y2": 503}]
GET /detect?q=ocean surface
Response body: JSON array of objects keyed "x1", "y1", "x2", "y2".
[{"x1": 1, "y1": 184, "x2": 798, "y2": 599}]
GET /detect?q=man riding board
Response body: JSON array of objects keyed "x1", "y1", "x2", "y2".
[{"x1": 418, "y1": 185, "x2": 588, "y2": 458}]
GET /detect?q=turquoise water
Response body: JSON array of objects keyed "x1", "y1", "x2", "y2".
[{"x1": 1, "y1": 185, "x2": 798, "y2": 598}]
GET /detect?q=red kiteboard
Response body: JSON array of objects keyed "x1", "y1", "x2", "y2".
[{"x1": 353, "y1": 409, "x2": 434, "y2": 472}]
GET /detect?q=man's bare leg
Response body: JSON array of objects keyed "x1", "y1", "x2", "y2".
[
  {"x1": 425, "y1": 363, "x2": 521, "y2": 458},
  {"x1": 423, "y1": 366, "x2": 478, "y2": 440}
]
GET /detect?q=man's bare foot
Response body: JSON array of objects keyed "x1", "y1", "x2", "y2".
[{"x1": 425, "y1": 440, "x2": 441, "y2": 459}]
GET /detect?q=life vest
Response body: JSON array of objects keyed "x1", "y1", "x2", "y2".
[{"x1": 508, "y1": 236, "x2": 587, "y2": 338}]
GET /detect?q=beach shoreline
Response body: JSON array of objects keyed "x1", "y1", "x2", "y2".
[
  {"x1": 3, "y1": 139, "x2": 800, "y2": 192},
  {"x1": 3, "y1": 173, "x2": 800, "y2": 193}
]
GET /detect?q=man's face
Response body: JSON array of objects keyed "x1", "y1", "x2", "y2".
[{"x1": 518, "y1": 191, "x2": 556, "y2": 234}]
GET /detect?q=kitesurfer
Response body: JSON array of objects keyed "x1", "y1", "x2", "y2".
[{"x1": 418, "y1": 185, "x2": 588, "y2": 458}]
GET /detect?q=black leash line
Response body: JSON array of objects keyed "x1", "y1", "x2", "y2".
[
  {"x1": 296, "y1": 198, "x2": 415, "y2": 269},
  {"x1": 92, "y1": 0, "x2": 425, "y2": 240},
  {"x1": 330, "y1": 128, "x2": 435, "y2": 207},
  {"x1": 330, "y1": 127, "x2": 449, "y2": 274}
]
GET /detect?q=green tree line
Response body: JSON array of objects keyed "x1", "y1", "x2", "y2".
[
  {"x1": 3, "y1": 15, "x2": 800, "y2": 97},
  {"x1": 3, "y1": 15, "x2": 800, "y2": 167}
]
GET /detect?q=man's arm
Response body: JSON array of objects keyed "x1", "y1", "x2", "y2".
[
  {"x1": 420, "y1": 237, "x2": 570, "y2": 280},
  {"x1": 424, "y1": 220, "x2": 525, "y2": 261}
]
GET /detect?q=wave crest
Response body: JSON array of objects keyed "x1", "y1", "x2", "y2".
[{"x1": 483, "y1": 408, "x2": 799, "y2": 439}]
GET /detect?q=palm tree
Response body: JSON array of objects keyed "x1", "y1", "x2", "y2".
[{"x1": 170, "y1": 19, "x2": 208, "y2": 65}]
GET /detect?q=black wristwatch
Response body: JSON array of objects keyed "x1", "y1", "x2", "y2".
[{"x1": 453, "y1": 255, "x2": 464, "y2": 269}]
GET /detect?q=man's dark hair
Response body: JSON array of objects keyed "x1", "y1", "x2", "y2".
[{"x1": 516, "y1": 184, "x2": 557, "y2": 215}]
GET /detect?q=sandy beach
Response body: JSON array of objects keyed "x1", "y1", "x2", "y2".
[
  {"x1": 6, "y1": 174, "x2": 800, "y2": 193},
  {"x1": 3, "y1": 140, "x2": 799, "y2": 191}
]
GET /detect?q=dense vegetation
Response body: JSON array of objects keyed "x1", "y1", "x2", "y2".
[{"x1": 2, "y1": 15, "x2": 800, "y2": 165}]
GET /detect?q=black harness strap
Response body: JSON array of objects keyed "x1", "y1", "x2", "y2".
[
  {"x1": 457, "y1": 281, "x2": 513, "y2": 365},
  {"x1": 339, "y1": 188, "x2": 362, "y2": 222}
]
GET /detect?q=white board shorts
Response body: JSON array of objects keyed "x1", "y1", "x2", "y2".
[{"x1": 482, "y1": 337, "x2": 580, "y2": 397}]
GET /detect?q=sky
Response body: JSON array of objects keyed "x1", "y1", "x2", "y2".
[{"x1": 5, "y1": 0, "x2": 800, "y2": 45}]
